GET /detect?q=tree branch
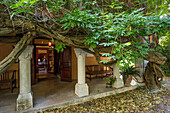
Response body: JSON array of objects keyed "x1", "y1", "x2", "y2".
[{"x1": 0, "y1": 32, "x2": 36, "y2": 75}]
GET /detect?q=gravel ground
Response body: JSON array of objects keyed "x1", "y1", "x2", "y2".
[{"x1": 39, "y1": 78, "x2": 170, "y2": 113}]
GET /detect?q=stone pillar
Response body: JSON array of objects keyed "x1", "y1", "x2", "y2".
[
  {"x1": 17, "y1": 45, "x2": 34, "y2": 111},
  {"x1": 136, "y1": 58, "x2": 143, "y2": 82},
  {"x1": 136, "y1": 58, "x2": 149, "y2": 82},
  {"x1": 74, "y1": 48, "x2": 89, "y2": 97},
  {"x1": 141, "y1": 60, "x2": 149, "y2": 75},
  {"x1": 112, "y1": 63, "x2": 124, "y2": 88}
]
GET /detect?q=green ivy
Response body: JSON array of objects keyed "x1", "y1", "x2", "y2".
[
  {"x1": 1, "y1": 0, "x2": 169, "y2": 70},
  {"x1": 55, "y1": 41, "x2": 66, "y2": 53}
]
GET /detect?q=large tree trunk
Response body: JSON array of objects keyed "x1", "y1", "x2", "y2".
[{"x1": 144, "y1": 51, "x2": 167, "y2": 89}]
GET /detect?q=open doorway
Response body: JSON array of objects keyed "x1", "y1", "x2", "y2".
[
  {"x1": 35, "y1": 46, "x2": 72, "y2": 81},
  {"x1": 32, "y1": 38, "x2": 73, "y2": 83},
  {"x1": 36, "y1": 46, "x2": 55, "y2": 80},
  {"x1": 37, "y1": 48, "x2": 48, "y2": 74}
]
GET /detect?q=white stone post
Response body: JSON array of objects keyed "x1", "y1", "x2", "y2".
[
  {"x1": 17, "y1": 45, "x2": 34, "y2": 111},
  {"x1": 141, "y1": 60, "x2": 149, "y2": 75},
  {"x1": 112, "y1": 63, "x2": 124, "y2": 88},
  {"x1": 136, "y1": 58, "x2": 143, "y2": 82},
  {"x1": 136, "y1": 58, "x2": 149, "y2": 82},
  {"x1": 74, "y1": 48, "x2": 89, "y2": 97}
]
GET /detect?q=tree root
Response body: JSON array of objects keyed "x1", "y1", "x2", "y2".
[{"x1": 144, "y1": 62, "x2": 164, "y2": 89}]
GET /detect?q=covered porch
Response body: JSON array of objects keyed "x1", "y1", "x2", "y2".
[
  {"x1": 0, "y1": 46, "x2": 139, "y2": 112},
  {"x1": 0, "y1": 74, "x2": 142, "y2": 113}
]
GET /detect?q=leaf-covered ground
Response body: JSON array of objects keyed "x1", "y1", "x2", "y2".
[{"x1": 41, "y1": 86, "x2": 169, "y2": 113}]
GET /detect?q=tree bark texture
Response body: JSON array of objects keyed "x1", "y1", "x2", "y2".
[
  {"x1": 143, "y1": 49, "x2": 167, "y2": 89},
  {"x1": 143, "y1": 62, "x2": 165, "y2": 89},
  {"x1": 0, "y1": 32, "x2": 36, "y2": 75}
]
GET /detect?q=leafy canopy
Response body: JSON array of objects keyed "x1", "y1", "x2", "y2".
[{"x1": 1, "y1": 0, "x2": 169, "y2": 70}]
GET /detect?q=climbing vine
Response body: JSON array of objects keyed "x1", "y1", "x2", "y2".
[{"x1": 0, "y1": 0, "x2": 169, "y2": 89}]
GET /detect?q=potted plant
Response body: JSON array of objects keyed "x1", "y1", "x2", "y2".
[
  {"x1": 121, "y1": 66, "x2": 140, "y2": 86},
  {"x1": 105, "y1": 77, "x2": 116, "y2": 88}
]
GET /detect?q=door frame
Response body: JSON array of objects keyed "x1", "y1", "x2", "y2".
[{"x1": 33, "y1": 43, "x2": 55, "y2": 82}]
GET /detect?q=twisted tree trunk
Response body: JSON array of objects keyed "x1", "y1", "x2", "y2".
[
  {"x1": 144, "y1": 51, "x2": 167, "y2": 89},
  {"x1": 0, "y1": 32, "x2": 36, "y2": 75}
]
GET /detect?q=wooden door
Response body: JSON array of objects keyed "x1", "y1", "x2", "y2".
[
  {"x1": 60, "y1": 46, "x2": 72, "y2": 82},
  {"x1": 54, "y1": 50, "x2": 60, "y2": 75}
]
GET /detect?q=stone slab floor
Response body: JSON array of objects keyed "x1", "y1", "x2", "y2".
[{"x1": 0, "y1": 74, "x2": 141, "y2": 113}]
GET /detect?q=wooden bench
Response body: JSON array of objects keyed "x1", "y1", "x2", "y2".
[
  {"x1": 0, "y1": 70, "x2": 17, "y2": 93},
  {"x1": 86, "y1": 65, "x2": 113, "y2": 80}
]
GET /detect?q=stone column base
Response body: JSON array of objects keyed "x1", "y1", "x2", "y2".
[
  {"x1": 75, "y1": 83, "x2": 89, "y2": 97},
  {"x1": 113, "y1": 78, "x2": 124, "y2": 88},
  {"x1": 17, "y1": 93, "x2": 33, "y2": 111}
]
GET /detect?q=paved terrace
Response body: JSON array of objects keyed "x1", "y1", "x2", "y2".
[{"x1": 0, "y1": 74, "x2": 144, "y2": 113}]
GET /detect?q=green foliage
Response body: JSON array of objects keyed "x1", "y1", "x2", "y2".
[
  {"x1": 109, "y1": 0, "x2": 124, "y2": 9},
  {"x1": 146, "y1": 0, "x2": 170, "y2": 15},
  {"x1": 59, "y1": 8, "x2": 102, "y2": 30},
  {"x1": 4, "y1": 0, "x2": 38, "y2": 18},
  {"x1": 121, "y1": 66, "x2": 140, "y2": 83},
  {"x1": 54, "y1": 41, "x2": 66, "y2": 53},
  {"x1": 47, "y1": 0, "x2": 66, "y2": 12},
  {"x1": 1, "y1": 0, "x2": 169, "y2": 71},
  {"x1": 105, "y1": 77, "x2": 116, "y2": 85},
  {"x1": 159, "y1": 32, "x2": 170, "y2": 76}
]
